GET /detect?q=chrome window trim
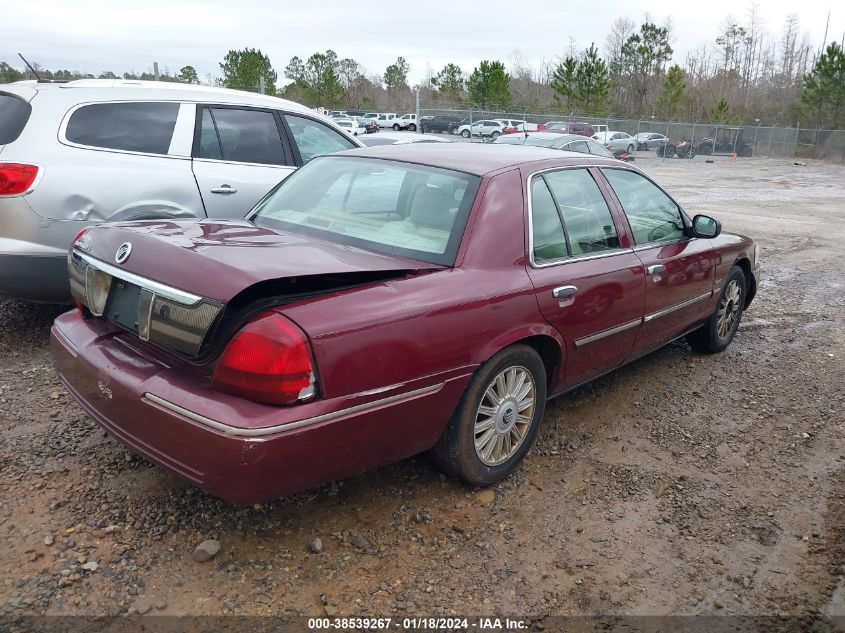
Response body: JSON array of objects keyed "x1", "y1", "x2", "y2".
[
  {"x1": 574, "y1": 318, "x2": 641, "y2": 347},
  {"x1": 632, "y1": 237, "x2": 690, "y2": 252},
  {"x1": 526, "y1": 165, "x2": 633, "y2": 269},
  {"x1": 72, "y1": 250, "x2": 203, "y2": 306},
  {"x1": 58, "y1": 100, "x2": 188, "y2": 159},
  {"x1": 143, "y1": 382, "x2": 445, "y2": 437},
  {"x1": 643, "y1": 291, "x2": 712, "y2": 323}
]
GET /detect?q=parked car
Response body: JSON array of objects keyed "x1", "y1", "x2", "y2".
[
  {"x1": 395, "y1": 113, "x2": 417, "y2": 131},
  {"x1": 494, "y1": 132, "x2": 613, "y2": 157},
  {"x1": 358, "y1": 131, "x2": 452, "y2": 146},
  {"x1": 328, "y1": 110, "x2": 348, "y2": 118},
  {"x1": 52, "y1": 143, "x2": 759, "y2": 503},
  {"x1": 595, "y1": 131, "x2": 636, "y2": 154},
  {"x1": 544, "y1": 121, "x2": 596, "y2": 137},
  {"x1": 495, "y1": 119, "x2": 543, "y2": 133},
  {"x1": 0, "y1": 79, "x2": 362, "y2": 303},
  {"x1": 455, "y1": 119, "x2": 504, "y2": 139},
  {"x1": 375, "y1": 113, "x2": 398, "y2": 129},
  {"x1": 635, "y1": 132, "x2": 669, "y2": 151},
  {"x1": 355, "y1": 117, "x2": 379, "y2": 134},
  {"x1": 420, "y1": 115, "x2": 463, "y2": 134},
  {"x1": 334, "y1": 118, "x2": 362, "y2": 136}
]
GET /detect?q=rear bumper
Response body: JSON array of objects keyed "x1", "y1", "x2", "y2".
[
  {"x1": 51, "y1": 310, "x2": 470, "y2": 504},
  {"x1": 0, "y1": 197, "x2": 86, "y2": 302},
  {"x1": 0, "y1": 253, "x2": 71, "y2": 303}
]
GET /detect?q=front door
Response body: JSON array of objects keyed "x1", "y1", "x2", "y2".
[
  {"x1": 600, "y1": 168, "x2": 715, "y2": 353},
  {"x1": 192, "y1": 106, "x2": 295, "y2": 218},
  {"x1": 524, "y1": 167, "x2": 646, "y2": 391}
]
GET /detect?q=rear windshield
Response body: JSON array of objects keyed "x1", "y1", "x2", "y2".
[
  {"x1": 252, "y1": 156, "x2": 480, "y2": 266},
  {"x1": 65, "y1": 102, "x2": 179, "y2": 154},
  {"x1": 0, "y1": 93, "x2": 32, "y2": 145}
]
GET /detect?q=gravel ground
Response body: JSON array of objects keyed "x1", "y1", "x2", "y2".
[{"x1": 0, "y1": 157, "x2": 843, "y2": 626}]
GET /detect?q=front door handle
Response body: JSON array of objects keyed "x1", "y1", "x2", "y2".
[
  {"x1": 553, "y1": 285, "x2": 578, "y2": 299},
  {"x1": 210, "y1": 185, "x2": 238, "y2": 194},
  {"x1": 647, "y1": 264, "x2": 666, "y2": 275}
]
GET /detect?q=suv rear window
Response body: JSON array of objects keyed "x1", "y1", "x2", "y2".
[
  {"x1": 0, "y1": 93, "x2": 32, "y2": 145},
  {"x1": 65, "y1": 102, "x2": 179, "y2": 154}
]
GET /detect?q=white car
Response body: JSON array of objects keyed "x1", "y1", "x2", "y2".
[
  {"x1": 495, "y1": 119, "x2": 540, "y2": 132},
  {"x1": 334, "y1": 118, "x2": 362, "y2": 136},
  {"x1": 0, "y1": 79, "x2": 363, "y2": 302},
  {"x1": 358, "y1": 131, "x2": 452, "y2": 146},
  {"x1": 595, "y1": 131, "x2": 636, "y2": 153},
  {"x1": 455, "y1": 119, "x2": 504, "y2": 139},
  {"x1": 375, "y1": 113, "x2": 398, "y2": 129},
  {"x1": 592, "y1": 124, "x2": 609, "y2": 136},
  {"x1": 395, "y1": 113, "x2": 417, "y2": 131}
]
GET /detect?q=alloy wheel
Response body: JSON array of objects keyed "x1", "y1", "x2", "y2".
[
  {"x1": 717, "y1": 280, "x2": 741, "y2": 339},
  {"x1": 473, "y1": 366, "x2": 536, "y2": 466}
]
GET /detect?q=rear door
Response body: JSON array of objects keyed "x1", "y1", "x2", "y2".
[
  {"x1": 191, "y1": 105, "x2": 295, "y2": 218},
  {"x1": 600, "y1": 168, "x2": 715, "y2": 353},
  {"x1": 524, "y1": 167, "x2": 645, "y2": 390}
]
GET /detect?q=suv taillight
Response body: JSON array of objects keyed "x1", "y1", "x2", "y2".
[
  {"x1": 211, "y1": 311, "x2": 316, "y2": 406},
  {"x1": 0, "y1": 163, "x2": 40, "y2": 195}
]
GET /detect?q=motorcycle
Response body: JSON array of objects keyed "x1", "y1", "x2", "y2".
[
  {"x1": 656, "y1": 140, "x2": 676, "y2": 158},
  {"x1": 674, "y1": 138, "x2": 696, "y2": 159}
]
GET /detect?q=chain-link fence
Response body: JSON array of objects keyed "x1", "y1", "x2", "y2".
[{"x1": 415, "y1": 102, "x2": 845, "y2": 163}]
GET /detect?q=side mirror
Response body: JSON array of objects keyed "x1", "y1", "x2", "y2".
[{"x1": 691, "y1": 214, "x2": 721, "y2": 238}]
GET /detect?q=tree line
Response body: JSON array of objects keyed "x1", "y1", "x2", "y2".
[{"x1": 1, "y1": 7, "x2": 842, "y2": 128}]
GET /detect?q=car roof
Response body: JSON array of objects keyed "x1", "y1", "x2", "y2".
[
  {"x1": 335, "y1": 142, "x2": 619, "y2": 176},
  {"x1": 6, "y1": 79, "x2": 315, "y2": 114}
]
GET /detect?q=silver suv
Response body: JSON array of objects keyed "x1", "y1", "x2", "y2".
[{"x1": 0, "y1": 80, "x2": 362, "y2": 303}]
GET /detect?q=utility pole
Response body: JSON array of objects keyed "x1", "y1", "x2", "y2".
[
  {"x1": 415, "y1": 88, "x2": 420, "y2": 134},
  {"x1": 153, "y1": 62, "x2": 160, "y2": 81},
  {"x1": 259, "y1": 75, "x2": 265, "y2": 95}
]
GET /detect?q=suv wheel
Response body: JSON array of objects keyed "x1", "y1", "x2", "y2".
[
  {"x1": 409, "y1": 124, "x2": 416, "y2": 132},
  {"x1": 461, "y1": 129, "x2": 470, "y2": 138},
  {"x1": 393, "y1": 123, "x2": 401, "y2": 131}
]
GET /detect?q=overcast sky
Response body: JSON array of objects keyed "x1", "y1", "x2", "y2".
[{"x1": 2, "y1": 0, "x2": 842, "y2": 85}]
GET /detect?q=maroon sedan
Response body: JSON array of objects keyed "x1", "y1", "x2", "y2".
[{"x1": 52, "y1": 144, "x2": 760, "y2": 503}]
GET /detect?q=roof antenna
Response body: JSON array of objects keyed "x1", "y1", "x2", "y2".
[{"x1": 18, "y1": 53, "x2": 41, "y2": 81}]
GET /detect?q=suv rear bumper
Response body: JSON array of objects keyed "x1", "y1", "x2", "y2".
[
  {"x1": 0, "y1": 254, "x2": 70, "y2": 303},
  {"x1": 0, "y1": 197, "x2": 84, "y2": 302}
]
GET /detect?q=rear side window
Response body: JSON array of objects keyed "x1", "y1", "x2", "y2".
[
  {"x1": 0, "y1": 93, "x2": 32, "y2": 145},
  {"x1": 65, "y1": 102, "x2": 179, "y2": 154},
  {"x1": 530, "y1": 178, "x2": 568, "y2": 263},
  {"x1": 544, "y1": 169, "x2": 620, "y2": 256},
  {"x1": 196, "y1": 107, "x2": 286, "y2": 165},
  {"x1": 283, "y1": 114, "x2": 356, "y2": 163}
]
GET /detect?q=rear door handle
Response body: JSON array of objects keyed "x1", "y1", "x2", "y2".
[
  {"x1": 647, "y1": 264, "x2": 665, "y2": 275},
  {"x1": 553, "y1": 285, "x2": 578, "y2": 299},
  {"x1": 210, "y1": 185, "x2": 238, "y2": 194}
]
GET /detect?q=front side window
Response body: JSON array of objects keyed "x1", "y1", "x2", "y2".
[
  {"x1": 252, "y1": 156, "x2": 479, "y2": 266},
  {"x1": 65, "y1": 102, "x2": 179, "y2": 154},
  {"x1": 543, "y1": 169, "x2": 619, "y2": 256},
  {"x1": 196, "y1": 107, "x2": 286, "y2": 165},
  {"x1": 603, "y1": 169, "x2": 685, "y2": 244},
  {"x1": 283, "y1": 114, "x2": 357, "y2": 163}
]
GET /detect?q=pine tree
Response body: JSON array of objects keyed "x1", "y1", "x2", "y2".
[
  {"x1": 467, "y1": 61, "x2": 511, "y2": 107},
  {"x1": 575, "y1": 44, "x2": 611, "y2": 114},
  {"x1": 656, "y1": 65, "x2": 687, "y2": 118},
  {"x1": 802, "y1": 42, "x2": 845, "y2": 128}
]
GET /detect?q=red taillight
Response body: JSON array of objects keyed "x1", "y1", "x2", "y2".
[
  {"x1": 503, "y1": 127, "x2": 517, "y2": 134},
  {"x1": 0, "y1": 163, "x2": 39, "y2": 195},
  {"x1": 211, "y1": 311, "x2": 316, "y2": 406}
]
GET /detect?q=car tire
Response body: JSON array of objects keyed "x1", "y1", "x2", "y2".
[
  {"x1": 429, "y1": 344, "x2": 547, "y2": 486},
  {"x1": 461, "y1": 130, "x2": 470, "y2": 138},
  {"x1": 627, "y1": 144, "x2": 635, "y2": 154},
  {"x1": 393, "y1": 123, "x2": 401, "y2": 131},
  {"x1": 686, "y1": 266, "x2": 746, "y2": 354},
  {"x1": 409, "y1": 124, "x2": 416, "y2": 132},
  {"x1": 491, "y1": 131, "x2": 501, "y2": 139}
]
